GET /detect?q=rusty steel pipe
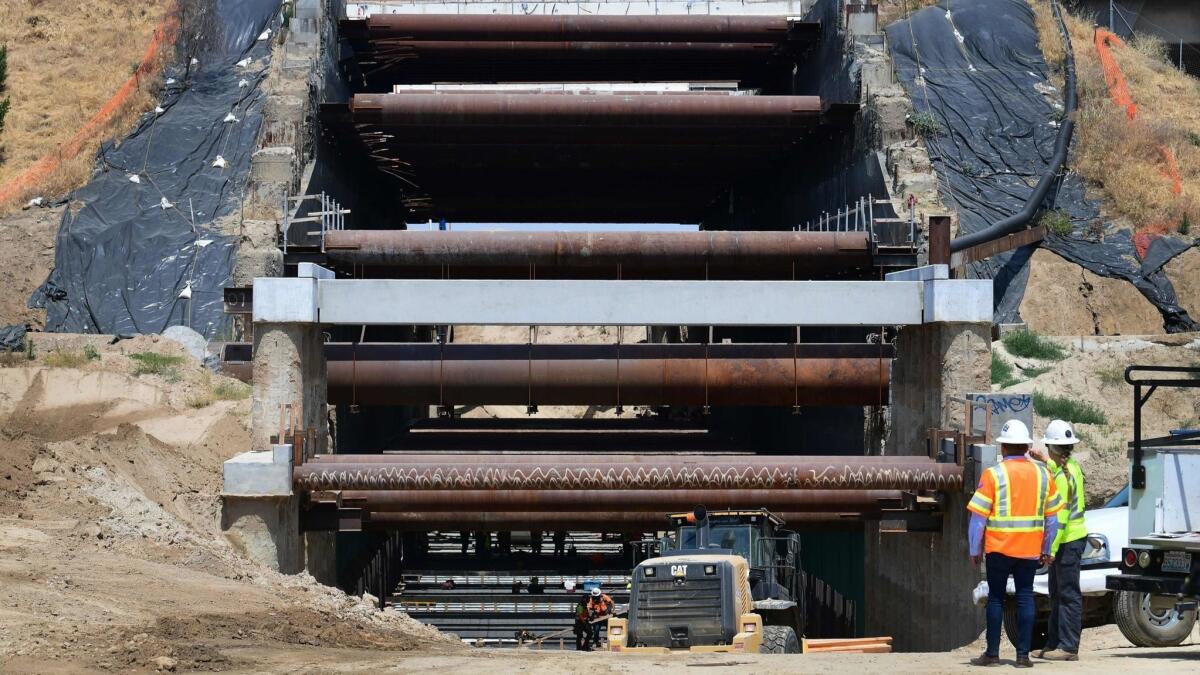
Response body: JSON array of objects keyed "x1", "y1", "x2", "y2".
[
  {"x1": 293, "y1": 458, "x2": 962, "y2": 492},
  {"x1": 361, "y1": 511, "x2": 861, "y2": 532},
  {"x1": 311, "y1": 454, "x2": 923, "y2": 464},
  {"x1": 340, "y1": 489, "x2": 901, "y2": 513},
  {"x1": 374, "y1": 40, "x2": 779, "y2": 56},
  {"x1": 326, "y1": 354, "x2": 888, "y2": 407},
  {"x1": 220, "y1": 344, "x2": 893, "y2": 406},
  {"x1": 322, "y1": 230, "x2": 872, "y2": 269},
  {"x1": 360, "y1": 14, "x2": 796, "y2": 43},
  {"x1": 350, "y1": 93, "x2": 823, "y2": 129}
]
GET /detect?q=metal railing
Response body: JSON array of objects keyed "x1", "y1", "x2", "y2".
[{"x1": 280, "y1": 190, "x2": 349, "y2": 254}]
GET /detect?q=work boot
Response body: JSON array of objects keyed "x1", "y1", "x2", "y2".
[
  {"x1": 1041, "y1": 650, "x2": 1078, "y2": 661},
  {"x1": 1014, "y1": 656, "x2": 1034, "y2": 668},
  {"x1": 969, "y1": 654, "x2": 1001, "y2": 667}
]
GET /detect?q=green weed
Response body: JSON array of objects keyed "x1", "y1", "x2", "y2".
[
  {"x1": 129, "y1": 352, "x2": 184, "y2": 382},
  {"x1": 1034, "y1": 392, "x2": 1108, "y2": 425},
  {"x1": 992, "y1": 353, "x2": 1020, "y2": 388},
  {"x1": 1040, "y1": 209, "x2": 1073, "y2": 236},
  {"x1": 908, "y1": 111, "x2": 942, "y2": 137},
  {"x1": 1002, "y1": 330, "x2": 1067, "y2": 361}
]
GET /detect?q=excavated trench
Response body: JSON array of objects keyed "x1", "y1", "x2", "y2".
[{"x1": 273, "y1": 1, "x2": 919, "y2": 645}]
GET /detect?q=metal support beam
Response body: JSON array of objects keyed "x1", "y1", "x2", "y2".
[
  {"x1": 360, "y1": 511, "x2": 864, "y2": 532},
  {"x1": 321, "y1": 352, "x2": 887, "y2": 407},
  {"x1": 350, "y1": 93, "x2": 823, "y2": 130},
  {"x1": 349, "y1": 14, "x2": 808, "y2": 43},
  {"x1": 321, "y1": 230, "x2": 873, "y2": 270},
  {"x1": 293, "y1": 457, "x2": 963, "y2": 491},
  {"x1": 338, "y1": 489, "x2": 903, "y2": 513}
]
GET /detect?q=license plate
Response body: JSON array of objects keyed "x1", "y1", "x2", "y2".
[{"x1": 1162, "y1": 550, "x2": 1193, "y2": 574}]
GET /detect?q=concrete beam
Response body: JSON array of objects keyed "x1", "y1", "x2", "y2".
[
  {"x1": 223, "y1": 445, "x2": 294, "y2": 496},
  {"x1": 251, "y1": 277, "x2": 993, "y2": 326},
  {"x1": 316, "y1": 279, "x2": 922, "y2": 326}
]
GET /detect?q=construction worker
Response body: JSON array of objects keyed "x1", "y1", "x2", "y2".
[
  {"x1": 586, "y1": 587, "x2": 615, "y2": 649},
  {"x1": 1034, "y1": 420, "x2": 1087, "y2": 662},
  {"x1": 573, "y1": 597, "x2": 591, "y2": 651},
  {"x1": 968, "y1": 419, "x2": 1064, "y2": 668}
]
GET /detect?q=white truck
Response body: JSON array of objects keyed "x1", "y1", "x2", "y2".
[{"x1": 1104, "y1": 365, "x2": 1200, "y2": 647}]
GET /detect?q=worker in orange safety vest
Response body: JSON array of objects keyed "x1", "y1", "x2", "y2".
[
  {"x1": 967, "y1": 419, "x2": 1064, "y2": 668},
  {"x1": 586, "y1": 587, "x2": 615, "y2": 649}
]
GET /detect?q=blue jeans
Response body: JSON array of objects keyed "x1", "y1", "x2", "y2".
[{"x1": 985, "y1": 553, "x2": 1040, "y2": 658}]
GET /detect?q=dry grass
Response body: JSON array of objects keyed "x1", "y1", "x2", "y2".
[
  {"x1": 1029, "y1": 0, "x2": 1200, "y2": 235},
  {"x1": 0, "y1": 1, "x2": 171, "y2": 211},
  {"x1": 878, "y1": 0, "x2": 942, "y2": 28}
]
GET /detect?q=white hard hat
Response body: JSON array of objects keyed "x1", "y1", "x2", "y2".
[
  {"x1": 590, "y1": 587, "x2": 602, "y2": 597},
  {"x1": 1042, "y1": 419, "x2": 1080, "y2": 446},
  {"x1": 996, "y1": 419, "x2": 1033, "y2": 445}
]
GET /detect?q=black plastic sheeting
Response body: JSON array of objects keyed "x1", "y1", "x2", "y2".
[
  {"x1": 888, "y1": 0, "x2": 1197, "y2": 331},
  {"x1": 0, "y1": 324, "x2": 26, "y2": 351},
  {"x1": 29, "y1": 0, "x2": 282, "y2": 339}
]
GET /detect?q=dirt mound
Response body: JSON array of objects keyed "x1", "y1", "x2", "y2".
[
  {"x1": 0, "y1": 336, "x2": 455, "y2": 671},
  {"x1": 992, "y1": 332, "x2": 1200, "y2": 505}
]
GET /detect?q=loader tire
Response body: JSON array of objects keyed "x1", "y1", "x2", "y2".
[
  {"x1": 1113, "y1": 590, "x2": 1196, "y2": 648},
  {"x1": 761, "y1": 625, "x2": 800, "y2": 654}
]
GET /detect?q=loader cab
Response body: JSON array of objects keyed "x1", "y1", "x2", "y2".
[
  {"x1": 663, "y1": 508, "x2": 802, "y2": 603},
  {"x1": 613, "y1": 507, "x2": 805, "y2": 653}
]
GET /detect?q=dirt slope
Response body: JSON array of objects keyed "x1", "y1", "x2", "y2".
[
  {"x1": 1019, "y1": 249, "x2": 1163, "y2": 336},
  {"x1": 0, "y1": 1, "x2": 170, "y2": 207},
  {"x1": 0, "y1": 335, "x2": 455, "y2": 672},
  {"x1": 992, "y1": 332, "x2": 1200, "y2": 505},
  {"x1": 0, "y1": 203, "x2": 60, "y2": 328},
  {"x1": 1019, "y1": 0, "x2": 1200, "y2": 335}
]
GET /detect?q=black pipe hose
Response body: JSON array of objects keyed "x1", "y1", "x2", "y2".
[{"x1": 950, "y1": 0, "x2": 1077, "y2": 253}]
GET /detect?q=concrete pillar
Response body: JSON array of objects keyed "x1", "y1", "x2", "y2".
[
  {"x1": 250, "y1": 321, "x2": 327, "y2": 452},
  {"x1": 221, "y1": 443, "x2": 304, "y2": 573},
  {"x1": 222, "y1": 314, "x2": 328, "y2": 576},
  {"x1": 223, "y1": 495, "x2": 305, "y2": 573},
  {"x1": 864, "y1": 321, "x2": 991, "y2": 651}
]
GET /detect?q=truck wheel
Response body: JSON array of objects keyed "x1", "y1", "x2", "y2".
[
  {"x1": 1002, "y1": 606, "x2": 1048, "y2": 651},
  {"x1": 761, "y1": 625, "x2": 800, "y2": 654},
  {"x1": 1114, "y1": 590, "x2": 1196, "y2": 647}
]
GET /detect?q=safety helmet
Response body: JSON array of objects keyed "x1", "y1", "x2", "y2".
[
  {"x1": 996, "y1": 419, "x2": 1033, "y2": 445},
  {"x1": 590, "y1": 587, "x2": 602, "y2": 597},
  {"x1": 1042, "y1": 419, "x2": 1080, "y2": 446}
]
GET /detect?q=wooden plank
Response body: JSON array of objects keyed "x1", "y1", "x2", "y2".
[
  {"x1": 804, "y1": 637, "x2": 893, "y2": 648},
  {"x1": 809, "y1": 644, "x2": 893, "y2": 654},
  {"x1": 950, "y1": 225, "x2": 1046, "y2": 268}
]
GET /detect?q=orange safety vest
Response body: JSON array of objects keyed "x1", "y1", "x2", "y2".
[
  {"x1": 587, "y1": 594, "x2": 613, "y2": 617},
  {"x1": 967, "y1": 458, "x2": 1064, "y2": 559}
]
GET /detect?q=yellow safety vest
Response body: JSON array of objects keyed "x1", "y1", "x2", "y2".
[{"x1": 1049, "y1": 457, "x2": 1087, "y2": 553}]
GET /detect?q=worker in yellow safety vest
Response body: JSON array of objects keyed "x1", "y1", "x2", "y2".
[
  {"x1": 967, "y1": 419, "x2": 1064, "y2": 669},
  {"x1": 1033, "y1": 419, "x2": 1087, "y2": 662}
]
